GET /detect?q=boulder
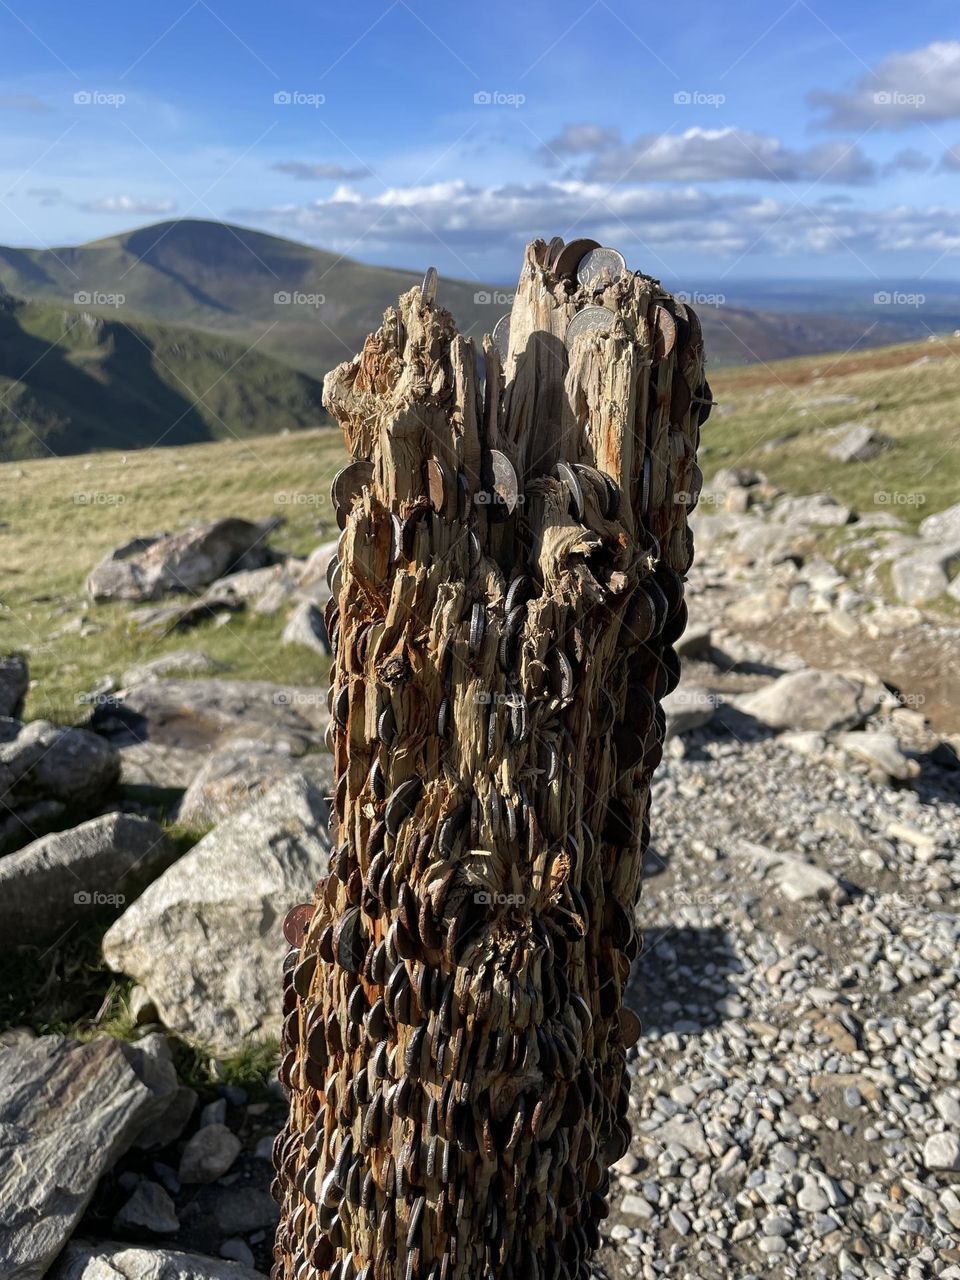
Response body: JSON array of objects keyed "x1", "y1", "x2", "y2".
[
  {"x1": 206, "y1": 563, "x2": 299, "y2": 604},
  {"x1": 102, "y1": 775, "x2": 332, "y2": 1052},
  {"x1": 736, "y1": 669, "x2": 883, "y2": 733},
  {"x1": 87, "y1": 518, "x2": 282, "y2": 602},
  {"x1": 919, "y1": 500, "x2": 960, "y2": 544},
  {"x1": 0, "y1": 655, "x2": 28, "y2": 719},
  {"x1": 661, "y1": 684, "x2": 717, "y2": 740},
  {"x1": 923, "y1": 1132, "x2": 960, "y2": 1172},
  {"x1": 891, "y1": 546, "x2": 960, "y2": 605},
  {"x1": 0, "y1": 721, "x2": 120, "y2": 853},
  {"x1": 835, "y1": 731, "x2": 921, "y2": 783},
  {"x1": 734, "y1": 840, "x2": 845, "y2": 904},
  {"x1": 50, "y1": 1243, "x2": 265, "y2": 1280},
  {"x1": 178, "y1": 1124, "x2": 242, "y2": 1184},
  {"x1": 122, "y1": 651, "x2": 223, "y2": 686},
  {"x1": 113, "y1": 1181, "x2": 179, "y2": 1235},
  {"x1": 281, "y1": 601, "x2": 331, "y2": 655},
  {"x1": 772, "y1": 494, "x2": 852, "y2": 528},
  {"x1": 298, "y1": 539, "x2": 339, "y2": 589},
  {"x1": 128, "y1": 593, "x2": 245, "y2": 635},
  {"x1": 93, "y1": 678, "x2": 329, "y2": 759},
  {"x1": 0, "y1": 814, "x2": 174, "y2": 945},
  {"x1": 177, "y1": 745, "x2": 333, "y2": 829},
  {"x1": 0, "y1": 1035, "x2": 179, "y2": 1280},
  {"x1": 828, "y1": 423, "x2": 894, "y2": 463}
]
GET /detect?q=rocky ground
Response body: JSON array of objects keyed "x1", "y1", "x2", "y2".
[{"x1": 1, "y1": 482, "x2": 958, "y2": 1278}]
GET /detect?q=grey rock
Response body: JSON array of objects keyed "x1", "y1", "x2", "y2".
[
  {"x1": 646, "y1": 1114, "x2": 710, "y2": 1158},
  {"x1": 798, "y1": 1178, "x2": 831, "y2": 1213},
  {"x1": 662, "y1": 684, "x2": 717, "y2": 740},
  {"x1": 211, "y1": 1186, "x2": 279, "y2": 1234},
  {"x1": 0, "y1": 814, "x2": 173, "y2": 943},
  {"x1": 102, "y1": 775, "x2": 332, "y2": 1051},
  {"x1": 178, "y1": 1124, "x2": 242, "y2": 1184},
  {"x1": 207, "y1": 563, "x2": 299, "y2": 605},
  {"x1": 281, "y1": 601, "x2": 331, "y2": 655},
  {"x1": 93, "y1": 678, "x2": 329, "y2": 759},
  {"x1": 219, "y1": 1242, "x2": 256, "y2": 1269},
  {"x1": 835, "y1": 732, "x2": 920, "y2": 783},
  {"x1": 122, "y1": 651, "x2": 223, "y2": 686},
  {"x1": 200, "y1": 1098, "x2": 228, "y2": 1127},
  {"x1": 0, "y1": 654, "x2": 28, "y2": 719},
  {"x1": 923, "y1": 1132, "x2": 960, "y2": 1172},
  {"x1": 919, "y1": 500, "x2": 960, "y2": 543},
  {"x1": 87, "y1": 517, "x2": 282, "y2": 602},
  {"x1": 891, "y1": 545, "x2": 960, "y2": 605},
  {"x1": 128, "y1": 593, "x2": 245, "y2": 636},
  {"x1": 114, "y1": 742, "x2": 209, "y2": 790},
  {"x1": 735, "y1": 840, "x2": 844, "y2": 903},
  {"x1": 0, "y1": 720, "x2": 120, "y2": 851},
  {"x1": 773, "y1": 493, "x2": 852, "y2": 527},
  {"x1": 736, "y1": 669, "x2": 883, "y2": 732},
  {"x1": 177, "y1": 745, "x2": 333, "y2": 830},
  {"x1": 50, "y1": 1242, "x2": 265, "y2": 1280},
  {"x1": 0, "y1": 1035, "x2": 178, "y2": 1280},
  {"x1": 828, "y1": 423, "x2": 894, "y2": 464},
  {"x1": 113, "y1": 1181, "x2": 179, "y2": 1235},
  {"x1": 934, "y1": 1092, "x2": 960, "y2": 1127}
]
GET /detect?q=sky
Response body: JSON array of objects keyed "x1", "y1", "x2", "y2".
[{"x1": 1, "y1": 0, "x2": 960, "y2": 286}]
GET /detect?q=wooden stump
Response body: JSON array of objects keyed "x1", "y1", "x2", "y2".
[{"x1": 272, "y1": 239, "x2": 710, "y2": 1280}]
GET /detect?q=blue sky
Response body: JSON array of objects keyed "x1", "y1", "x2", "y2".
[{"x1": 1, "y1": 0, "x2": 959, "y2": 284}]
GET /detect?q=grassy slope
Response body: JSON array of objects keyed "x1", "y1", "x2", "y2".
[
  {"x1": 0, "y1": 293, "x2": 327, "y2": 461},
  {"x1": 707, "y1": 334, "x2": 960, "y2": 530}
]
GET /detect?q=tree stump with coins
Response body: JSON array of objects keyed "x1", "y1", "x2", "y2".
[{"x1": 272, "y1": 237, "x2": 710, "y2": 1280}]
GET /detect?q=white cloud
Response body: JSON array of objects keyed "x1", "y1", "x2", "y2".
[
  {"x1": 271, "y1": 161, "x2": 372, "y2": 181},
  {"x1": 809, "y1": 40, "x2": 960, "y2": 130},
  {"x1": 231, "y1": 179, "x2": 960, "y2": 265},
  {"x1": 0, "y1": 93, "x2": 49, "y2": 112},
  {"x1": 78, "y1": 196, "x2": 177, "y2": 215},
  {"x1": 884, "y1": 148, "x2": 933, "y2": 175},
  {"x1": 543, "y1": 125, "x2": 875, "y2": 185}
]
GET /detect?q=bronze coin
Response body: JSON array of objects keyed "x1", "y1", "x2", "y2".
[
  {"x1": 330, "y1": 460, "x2": 374, "y2": 530},
  {"x1": 553, "y1": 237, "x2": 601, "y2": 280},
  {"x1": 282, "y1": 902, "x2": 314, "y2": 948},
  {"x1": 426, "y1": 457, "x2": 451, "y2": 515}
]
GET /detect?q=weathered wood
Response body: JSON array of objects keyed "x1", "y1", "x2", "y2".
[{"x1": 273, "y1": 240, "x2": 709, "y2": 1280}]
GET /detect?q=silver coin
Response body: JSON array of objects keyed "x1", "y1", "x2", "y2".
[
  {"x1": 421, "y1": 266, "x2": 438, "y2": 305},
  {"x1": 492, "y1": 313, "x2": 511, "y2": 362},
  {"x1": 576, "y1": 247, "x2": 627, "y2": 290},
  {"x1": 326, "y1": 555, "x2": 341, "y2": 593},
  {"x1": 565, "y1": 305, "x2": 616, "y2": 347},
  {"x1": 554, "y1": 461, "x2": 583, "y2": 520},
  {"x1": 490, "y1": 448, "x2": 519, "y2": 515},
  {"x1": 641, "y1": 452, "x2": 652, "y2": 517},
  {"x1": 330, "y1": 460, "x2": 374, "y2": 529}
]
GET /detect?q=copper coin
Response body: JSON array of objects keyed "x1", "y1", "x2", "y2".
[
  {"x1": 553, "y1": 237, "x2": 601, "y2": 280},
  {"x1": 282, "y1": 902, "x2": 315, "y2": 947},
  {"x1": 426, "y1": 457, "x2": 451, "y2": 514}
]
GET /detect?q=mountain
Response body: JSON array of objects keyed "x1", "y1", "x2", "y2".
[
  {"x1": 0, "y1": 287, "x2": 325, "y2": 461},
  {"x1": 0, "y1": 220, "x2": 944, "y2": 380}
]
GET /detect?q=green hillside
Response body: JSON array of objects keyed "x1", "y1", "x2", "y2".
[{"x1": 0, "y1": 288, "x2": 326, "y2": 461}]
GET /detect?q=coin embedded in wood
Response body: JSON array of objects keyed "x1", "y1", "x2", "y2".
[
  {"x1": 489, "y1": 448, "x2": 519, "y2": 516},
  {"x1": 331, "y1": 460, "x2": 374, "y2": 530},
  {"x1": 426, "y1": 457, "x2": 452, "y2": 515},
  {"x1": 421, "y1": 266, "x2": 438, "y2": 305},
  {"x1": 492, "y1": 313, "x2": 511, "y2": 362},
  {"x1": 545, "y1": 235, "x2": 565, "y2": 269},
  {"x1": 565, "y1": 305, "x2": 616, "y2": 347},
  {"x1": 553, "y1": 237, "x2": 601, "y2": 280},
  {"x1": 282, "y1": 903, "x2": 314, "y2": 948},
  {"x1": 653, "y1": 303, "x2": 676, "y2": 359},
  {"x1": 576, "y1": 246, "x2": 627, "y2": 290},
  {"x1": 554, "y1": 461, "x2": 584, "y2": 520},
  {"x1": 641, "y1": 452, "x2": 652, "y2": 517}
]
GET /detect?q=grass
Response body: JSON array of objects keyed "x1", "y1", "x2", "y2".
[
  {"x1": 1, "y1": 427, "x2": 347, "y2": 722},
  {"x1": 707, "y1": 334, "x2": 960, "y2": 532}
]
